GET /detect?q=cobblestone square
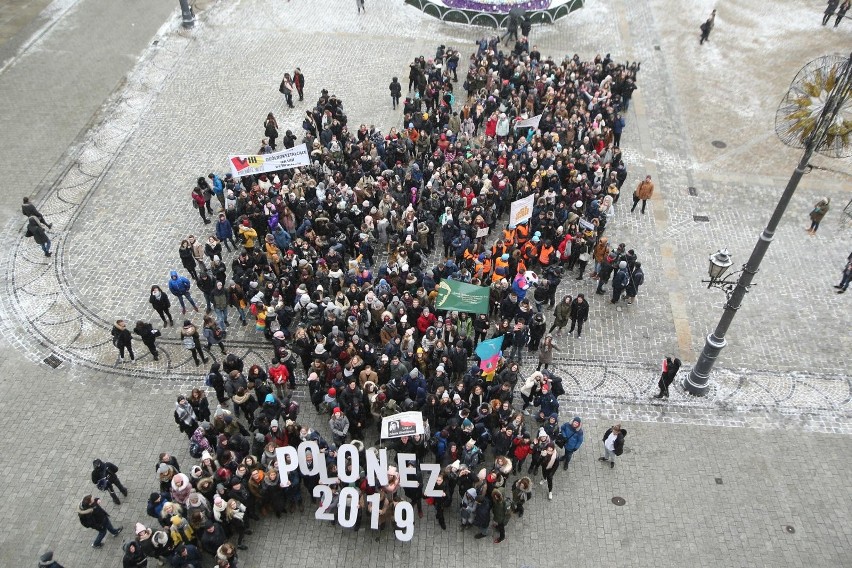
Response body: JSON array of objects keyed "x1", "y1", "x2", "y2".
[{"x1": 0, "y1": 0, "x2": 849, "y2": 566}]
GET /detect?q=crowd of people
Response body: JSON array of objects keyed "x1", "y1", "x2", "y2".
[{"x1": 87, "y1": 34, "x2": 650, "y2": 566}]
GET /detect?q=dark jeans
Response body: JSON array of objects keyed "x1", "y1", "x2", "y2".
[
  {"x1": 568, "y1": 317, "x2": 584, "y2": 337},
  {"x1": 117, "y1": 344, "x2": 135, "y2": 361},
  {"x1": 93, "y1": 517, "x2": 120, "y2": 545},
  {"x1": 154, "y1": 307, "x2": 173, "y2": 325},
  {"x1": 631, "y1": 197, "x2": 648, "y2": 213},
  {"x1": 104, "y1": 478, "x2": 128, "y2": 504}
]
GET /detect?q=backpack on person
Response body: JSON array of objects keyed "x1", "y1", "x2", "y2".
[{"x1": 189, "y1": 440, "x2": 203, "y2": 459}]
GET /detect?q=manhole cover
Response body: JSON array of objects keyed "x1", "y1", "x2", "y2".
[
  {"x1": 784, "y1": 525, "x2": 796, "y2": 534},
  {"x1": 688, "y1": 186, "x2": 697, "y2": 196},
  {"x1": 611, "y1": 497, "x2": 626, "y2": 506},
  {"x1": 715, "y1": 478, "x2": 723, "y2": 485},
  {"x1": 43, "y1": 355, "x2": 62, "y2": 369},
  {"x1": 712, "y1": 140, "x2": 727, "y2": 148},
  {"x1": 693, "y1": 215, "x2": 710, "y2": 222}
]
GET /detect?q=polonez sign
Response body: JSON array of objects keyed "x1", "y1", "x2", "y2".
[{"x1": 275, "y1": 442, "x2": 442, "y2": 541}]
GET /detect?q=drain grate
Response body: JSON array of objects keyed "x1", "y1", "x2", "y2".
[
  {"x1": 784, "y1": 525, "x2": 796, "y2": 534},
  {"x1": 693, "y1": 215, "x2": 710, "y2": 222},
  {"x1": 654, "y1": 45, "x2": 661, "y2": 51},
  {"x1": 688, "y1": 186, "x2": 697, "y2": 196},
  {"x1": 43, "y1": 354, "x2": 62, "y2": 369},
  {"x1": 611, "y1": 496, "x2": 626, "y2": 506},
  {"x1": 712, "y1": 140, "x2": 727, "y2": 148},
  {"x1": 715, "y1": 477, "x2": 723, "y2": 485}
]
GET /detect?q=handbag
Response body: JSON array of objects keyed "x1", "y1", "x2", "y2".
[{"x1": 578, "y1": 252, "x2": 591, "y2": 263}]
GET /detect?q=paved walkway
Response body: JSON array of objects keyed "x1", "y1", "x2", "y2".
[{"x1": 0, "y1": 0, "x2": 850, "y2": 566}]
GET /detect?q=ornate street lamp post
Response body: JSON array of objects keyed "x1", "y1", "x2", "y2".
[{"x1": 684, "y1": 53, "x2": 852, "y2": 396}]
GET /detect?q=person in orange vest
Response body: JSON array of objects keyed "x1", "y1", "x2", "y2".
[
  {"x1": 493, "y1": 253, "x2": 510, "y2": 282},
  {"x1": 538, "y1": 240, "x2": 556, "y2": 268},
  {"x1": 515, "y1": 222, "x2": 530, "y2": 246},
  {"x1": 522, "y1": 236, "x2": 539, "y2": 269},
  {"x1": 502, "y1": 226, "x2": 516, "y2": 245},
  {"x1": 475, "y1": 252, "x2": 493, "y2": 281}
]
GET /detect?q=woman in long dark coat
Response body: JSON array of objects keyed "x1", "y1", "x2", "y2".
[{"x1": 654, "y1": 357, "x2": 682, "y2": 399}]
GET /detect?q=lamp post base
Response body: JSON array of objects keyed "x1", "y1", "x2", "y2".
[
  {"x1": 179, "y1": 0, "x2": 195, "y2": 28},
  {"x1": 682, "y1": 333, "x2": 727, "y2": 396}
]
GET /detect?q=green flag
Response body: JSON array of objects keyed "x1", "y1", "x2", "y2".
[{"x1": 435, "y1": 279, "x2": 490, "y2": 315}]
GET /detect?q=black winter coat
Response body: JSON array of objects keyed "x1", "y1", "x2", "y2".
[
  {"x1": 570, "y1": 298, "x2": 589, "y2": 321},
  {"x1": 78, "y1": 500, "x2": 110, "y2": 530}
]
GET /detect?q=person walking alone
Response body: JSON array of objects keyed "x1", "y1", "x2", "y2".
[
  {"x1": 598, "y1": 424, "x2": 626, "y2": 468},
  {"x1": 699, "y1": 9, "x2": 716, "y2": 44},
  {"x1": 631, "y1": 175, "x2": 654, "y2": 214},
  {"x1": 807, "y1": 197, "x2": 830, "y2": 235},
  {"x1": 389, "y1": 77, "x2": 402, "y2": 110},
  {"x1": 568, "y1": 294, "x2": 589, "y2": 338},
  {"x1": 149, "y1": 285, "x2": 174, "y2": 327},
  {"x1": 77, "y1": 494, "x2": 123, "y2": 548},
  {"x1": 91, "y1": 459, "x2": 128, "y2": 505},
  {"x1": 264, "y1": 113, "x2": 279, "y2": 150},
  {"x1": 835, "y1": 252, "x2": 852, "y2": 293},
  {"x1": 654, "y1": 356, "x2": 682, "y2": 398},
  {"x1": 111, "y1": 320, "x2": 134, "y2": 363}
]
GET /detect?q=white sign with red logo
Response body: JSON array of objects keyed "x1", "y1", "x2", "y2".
[{"x1": 228, "y1": 144, "x2": 310, "y2": 178}]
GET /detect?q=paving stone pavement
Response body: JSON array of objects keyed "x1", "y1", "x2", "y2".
[{"x1": 0, "y1": 0, "x2": 851, "y2": 566}]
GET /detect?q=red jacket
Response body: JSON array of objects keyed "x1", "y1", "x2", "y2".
[
  {"x1": 512, "y1": 438, "x2": 533, "y2": 461},
  {"x1": 417, "y1": 313, "x2": 436, "y2": 334},
  {"x1": 269, "y1": 364, "x2": 289, "y2": 385}
]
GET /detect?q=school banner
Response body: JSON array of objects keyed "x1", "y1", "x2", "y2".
[
  {"x1": 228, "y1": 144, "x2": 310, "y2": 178},
  {"x1": 514, "y1": 113, "x2": 542, "y2": 129},
  {"x1": 435, "y1": 279, "x2": 490, "y2": 315},
  {"x1": 509, "y1": 194, "x2": 535, "y2": 227},
  {"x1": 380, "y1": 411, "x2": 425, "y2": 439}
]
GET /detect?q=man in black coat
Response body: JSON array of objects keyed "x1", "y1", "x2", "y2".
[
  {"x1": 77, "y1": 494, "x2": 123, "y2": 548},
  {"x1": 22, "y1": 196, "x2": 51, "y2": 227},
  {"x1": 91, "y1": 459, "x2": 128, "y2": 505}
]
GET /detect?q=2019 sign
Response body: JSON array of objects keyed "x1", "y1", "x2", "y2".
[{"x1": 275, "y1": 442, "x2": 442, "y2": 542}]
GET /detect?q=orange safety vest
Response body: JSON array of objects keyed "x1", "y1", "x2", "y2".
[
  {"x1": 492, "y1": 257, "x2": 509, "y2": 281},
  {"x1": 538, "y1": 244, "x2": 555, "y2": 266},
  {"x1": 502, "y1": 227, "x2": 516, "y2": 243},
  {"x1": 523, "y1": 241, "x2": 538, "y2": 261},
  {"x1": 515, "y1": 224, "x2": 530, "y2": 245}
]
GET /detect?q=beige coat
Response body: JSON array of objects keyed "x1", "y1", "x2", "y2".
[{"x1": 635, "y1": 179, "x2": 655, "y2": 200}]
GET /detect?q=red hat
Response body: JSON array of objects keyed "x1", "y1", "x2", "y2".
[
  {"x1": 542, "y1": 384, "x2": 550, "y2": 392},
  {"x1": 486, "y1": 473, "x2": 497, "y2": 483},
  {"x1": 328, "y1": 388, "x2": 336, "y2": 396},
  {"x1": 333, "y1": 407, "x2": 341, "y2": 414}
]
